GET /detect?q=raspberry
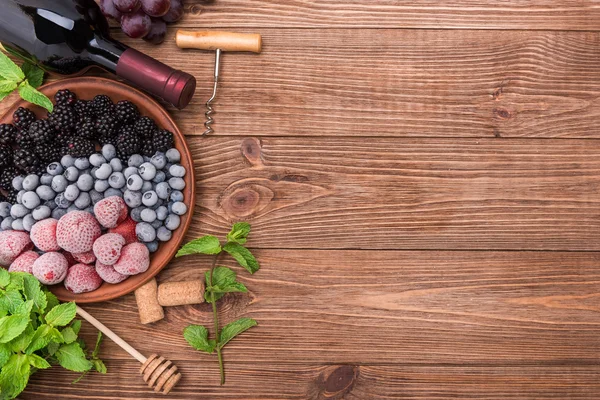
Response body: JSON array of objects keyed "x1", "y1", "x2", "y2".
[
  {"x1": 56, "y1": 211, "x2": 101, "y2": 253},
  {"x1": 32, "y1": 252, "x2": 68, "y2": 285},
  {"x1": 64, "y1": 264, "x2": 102, "y2": 293},
  {"x1": 9, "y1": 251, "x2": 39, "y2": 274},
  {"x1": 113, "y1": 242, "x2": 150, "y2": 275},
  {"x1": 0, "y1": 231, "x2": 33, "y2": 265},
  {"x1": 94, "y1": 196, "x2": 128, "y2": 228},
  {"x1": 108, "y1": 217, "x2": 138, "y2": 244},
  {"x1": 93, "y1": 233, "x2": 126, "y2": 265},
  {"x1": 0, "y1": 124, "x2": 17, "y2": 145},
  {"x1": 95, "y1": 261, "x2": 128, "y2": 284},
  {"x1": 54, "y1": 89, "x2": 77, "y2": 106},
  {"x1": 72, "y1": 251, "x2": 96, "y2": 265},
  {"x1": 30, "y1": 218, "x2": 60, "y2": 252},
  {"x1": 12, "y1": 107, "x2": 36, "y2": 131}
]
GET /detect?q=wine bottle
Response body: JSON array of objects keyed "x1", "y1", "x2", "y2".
[{"x1": 0, "y1": 0, "x2": 196, "y2": 109}]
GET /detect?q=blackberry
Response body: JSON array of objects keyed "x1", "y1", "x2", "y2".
[
  {"x1": 0, "y1": 145, "x2": 13, "y2": 169},
  {"x1": 115, "y1": 125, "x2": 141, "y2": 159},
  {"x1": 12, "y1": 107, "x2": 36, "y2": 130},
  {"x1": 14, "y1": 130, "x2": 34, "y2": 149},
  {"x1": 5, "y1": 190, "x2": 17, "y2": 205},
  {"x1": 0, "y1": 124, "x2": 17, "y2": 145},
  {"x1": 54, "y1": 89, "x2": 77, "y2": 106},
  {"x1": 76, "y1": 116, "x2": 97, "y2": 139},
  {"x1": 152, "y1": 130, "x2": 174, "y2": 153},
  {"x1": 28, "y1": 120, "x2": 56, "y2": 144},
  {"x1": 73, "y1": 99, "x2": 93, "y2": 119},
  {"x1": 0, "y1": 167, "x2": 18, "y2": 190},
  {"x1": 35, "y1": 143, "x2": 62, "y2": 163},
  {"x1": 48, "y1": 104, "x2": 78, "y2": 133},
  {"x1": 115, "y1": 100, "x2": 140, "y2": 124},
  {"x1": 91, "y1": 94, "x2": 114, "y2": 116},
  {"x1": 96, "y1": 114, "x2": 120, "y2": 139},
  {"x1": 134, "y1": 116, "x2": 157, "y2": 139},
  {"x1": 140, "y1": 141, "x2": 155, "y2": 157},
  {"x1": 63, "y1": 136, "x2": 95, "y2": 157},
  {"x1": 13, "y1": 148, "x2": 41, "y2": 173}
]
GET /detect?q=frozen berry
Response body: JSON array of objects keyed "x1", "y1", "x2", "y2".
[
  {"x1": 74, "y1": 157, "x2": 90, "y2": 170},
  {"x1": 30, "y1": 218, "x2": 60, "y2": 251},
  {"x1": 22, "y1": 191, "x2": 40, "y2": 209},
  {"x1": 76, "y1": 174, "x2": 94, "y2": 192},
  {"x1": 32, "y1": 205, "x2": 51, "y2": 221},
  {"x1": 11, "y1": 204, "x2": 29, "y2": 218},
  {"x1": 171, "y1": 201, "x2": 187, "y2": 216},
  {"x1": 169, "y1": 165, "x2": 186, "y2": 178},
  {"x1": 126, "y1": 174, "x2": 143, "y2": 191},
  {"x1": 102, "y1": 144, "x2": 117, "y2": 161},
  {"x1": 51, "y1": 175, "x2": 68, "y2": 193},
  {"x1": 33, "y1": 252, "x2": 68, "y2": 285},
  {"x1": 156, "y1": 226, "x2": 171, "y2": 242},
  {"x1": 108, "y1": 217, "x2": 138, "y2": 244},
  {"x1": 94, "y1": 179, "x2": 110, "y2": 193},
  {"x1": 74, "y1": 192, "x2": 91, "y2": 209},
  {"x1": 9, "y1": 250, "x2": 39, "y2": 273},
  {"x1": 94, "y1": 196, "x2": 128, "y2": 228},
  {"x1": 12, "y1": 176, "x2": 24, "y2": 191},
  {"x1": 128, "y1": 154, "x2": 144, "y2": 168},
  {"x1": 64, "y1": 166, "x2": 80, "y2": 182},
  {"x1": 135, "y1": 222, "x2": 156, "y2": 242},
  {"x1": 95, "y1": 163, "x2": 112, "y2": 180},
  {"x1": 168, "y1": 177, "x2": 185, "y2": 191},
  {"x1": 56, "y1": 211, "x2": 101, "y2": 253},
  {"x1": 93, "y1": 233, "x2": 126, "y2": 265},
  {"x1": 22, "y1": 175, "x2": 40, "y2": 191},
  {"x1": 138, "y1": 162, "x2": 156, "y2": 180},
  {"x1": 0, "y1": 230, "x2": 33, "y2": 265},
  {"x1": 95, "y1": 261, "x2": 128, "y2": 284},
  {"x1": 113, "y1": 242, "x2": 150, "y2": 275},
  {"x1": 165, "y1": 214, "x2": 180, "y2": 231},
  {"x1": 123, "y1": 189, "x2": 142, "y2": 208},
  {"x1": 64, "y1": 263, "x2": 102, "y2": 293},
  {"x1": 89, "y1": 153, "x2": 106, "y2": 167},
  {"x1": 108, "y1": 172, "x2": 126, "y2": 189},
  {"x1": 23, "y1": 214, "x2": 36, "y2": 232},
  {"x1": 72, "y1": 251, "x2": 96, "y2": 265},
  {"x1": 155, "y1": 182, "x2": 171, "y2": 200},
  {"x1": 64, "y1": 184, "x2": 80, "y2": 202},
  {"x1": 140, "y1": 208, "x2": 156, "y2": 223},
  {"x1": 142, "y1": 191, "x2": 158, "y2": 207}
]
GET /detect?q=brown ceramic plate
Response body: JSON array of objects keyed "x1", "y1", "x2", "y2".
[{"x1": 0, "y1": 77, "x2": 195, "y2": 303}]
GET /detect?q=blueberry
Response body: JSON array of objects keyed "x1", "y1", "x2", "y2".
[
  {"x1": 44, "y1": 200, "x2": 57, "y2": 210},
  {"x1": 12, "y1": 176, "x2": 24, "y2": 191},
  {"x1": 61, "y1": 155, "x2": 75, "y2": 168},
  {"x1": 145, "y1": 241, "x2": 159, "y2": 253},
  {"x1": 104, "y1": 188, "x2": 122, "y2": 198},
  {"x1": 22, "y1": 174, "x2": 40, "y2": 191},
  {"x1": 151, "y1": 219, "x2": 163, "y2": 229},
  {"x1": 23, "y1": 214, "x2": 35, "y2": 232},
  {"x1": 169, "y1": 165, "x2": 186, "y2": 178},
  {"x1": 76, "y1": 174, "x2": 93, "y2": 192},
  {"x1": 74, "y1": 192, "x2": 91, "y2": 209},
  {"x1": 89, "y1": 190, "x2": 103, "y2": 205},
  {"x1": 166, "y1": 148, "x2": 181, "y2": 163},
  {"x1": 51, "y1": 175, "x2": 68, "y2": 193},
  {"x1": 171, "y1": 201, "x2": 187, "y2": 216},
  {"x1": 141, "y1": 181, "x2": 153, "y2": 193},
  {"x1": 94, "y1": 179, "x2": 110, "y2": 193},
  {"x1": 128, "y1": 154, "x2": 144, "y2": 168},
  {"x1": 54, "y1": 193, "x2": 72, "y2": 209},
  {"x1": 152, "y1": 171, "x2": 166, "y2": 184},
  {"x1": 102, "y1": 144, "x2": 117, "y2": 161},
  {"x1": 64, "y1": 184, "x2": 80, "y2": 201},
  {"x1": 109, "y1": 172, "x2": 126, "y2": 189},
  {"x1": 89, "y1": 153, "x2": 106, "y2": 167},
  {"x1": 74, "y1": 157, "x2": 90, "y2": 170},
  {"x1": 35, "y1": 185, "x2": 55, "y2": 201},
  {"x1": 141, "y1": 208, "x2": 157, "y2": 223},
  {"x1": 52, "y1": 208, "x2": 67, "y2": 219},
  {"x1": 64, "y1": 166, "x2": 79, "y2": 182},
  {"x1": 40, "y1": 173, "x2": 53, "y2": 186},
  {"x1": 150, "y1": 152, "x2": 167, "y2": 169},
  {"x1": 136, "y1": 222, "x2": 156, "y2": 242},
  {"x1": 155, "y1": 206, "x2": 168, "y2": 221},
  {"x1": 16, "y1": 190, "x2": 25, "y2": 204},
  {"x1": 83, "y1": 206, "x2": 94, "y2": 214},
  {"x1": 67, "y1": 204, "x2": 79, "y2": 213},
  {"x1": 123, "y1": 167, "x2": 139, "y2": 179},
  {"x1": 126, "y1": 174, "x2": 143, "y2": 191},
  {"x1": 95, "y1": 163, "x2": 112, "y2": 180},
  {"x1": 155, "y1": 182, "x2": 171, "y2": 200},
  {"x1": 90, "y1": 167, "x2": 98, "y2": 178},
  {"x1": 168, "y1": 177, "x2": 185, "y2": 190},
  {"x1": 142, "y1": 191, "x2": 158, "y2": 207},
  {"x1": 130, "y1": 207, "x2": 143, "y2": 222},
  {"x1": 170, "y1": 190, "x2": 184, "y2": 202},
  {"x1": 32, "y1": 205, "x2": 51, "y2": 220},
  {"x1": 138, "y1": 162, "x2": 156, "y2": 181},
  {"x1": 156, "y1": 226, "x2": 172, "y2": 242},
  {"x1": 1, "y1": 217, "x2": 14, "y2": 230},
  {"x1": 143, "y1": 156, "x2": 152, "y2": 162},
  {"x1": 110, "y1": 158, "x2": 123, "y2": 172},
  {"x1": 22, "y1": 192, "x2": 40, "y2": 209},
  {"x1": 0, "y1": 203, "x2": 10, "y2": 218},
  {"x1": 123, "y1": 190, "x2": 142, "y2": 208},
  {"x1": 11, "y1": 218, "x2": 24, "y2": 231},
  {"x1": 165, "y1": 214, "x2": 180, "y2": 231}
]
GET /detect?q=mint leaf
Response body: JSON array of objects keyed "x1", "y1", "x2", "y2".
[
  {"x1": 0, "y1": 353, "x2": 30, "y2": 399},
  {"x1": 9, "y1": 324, "x2": 34, "y2": 353},
  {"x1": 0, "y1": 51, "x2": 24, "y2": 81},
  {"x1": 7, "y1": 272, "x2": 26, "y2": 291},
  {"x1": 0, "y1": 314, "x2": 29, "y2": 343},
  {"x1": 219, "y1": 318, "x2": 257, "y2": 349},
  {"x1": 44, "y1": 290, "x2": 59, "y2": 312},
  {"x1": 22, "y1": 63, "x2": 44, "y2": 88},
  {"x1": 0, "y1": 79, "x2": 16, "y2": 94},
  {"x1": 223, "y1": 242, "x2": 260, "y2": 274},
  {"x1": 0, "y1": 343, "x2": 11, "y2": 368},
  {"x1": 183, "y1": 325, "x2": 216, "y2": 354},
  {"x1": 92, "y1": 331, "x2": 103, "y2": 359},
  {"x1": 0, "y1": 269, "x2": 9, "y2": 288},
  {"x1": 46, "y1": 341, "x2": 59, "y2": 356},
  {"x1": 45, "y1": 302, "x2": 76, "y2": 327},
  {"x1": 0, "y1": 289, "x2": 24, "y2": 314},
  {"x1": 227, "y1": 222, "x2": 251, "y2": 244},
  {"x1": 204, "y1": 267, "x2": 247, "y2": 303},
  {"x1": 26, "y1": 324, "x2": 62, "y2": 354},
  {"x1": 61, "y1": 326, "x2": 77, "y2": 344},
  {"x1": 55, "y1": 342, "x2": 93, "y2": 372},
  {"x1": 71, "y1": 319, "x2": 82, "y2": 335},
  {"x1": 177, "y1": 235, "x2": 222, "y2": 257},
  {"x1": 28, "y1": 353, "x2": 51, "y2": 370},
  {"x1": 17, "y1": 80, "x2": 53, "y2": 112},
  {"x1": 23, "y1": 275, "x2": 47, "y2": 314},
  {"x1": 14, "y1": 300, "x2": 33, "y2": 316},
  {"x1": 92, "y1": 359, "x2": 107, "y2": 374}
]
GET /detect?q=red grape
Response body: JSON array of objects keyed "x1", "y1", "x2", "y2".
[
  {"x1": 143, "y1": 18, "x2": 167, "y2": 44},
  {"x1": 162, "y1": 0, "x2": 183, "y2": 23},
  {"x1": 113, "y1": 0, "x2": 141, "y2": 13},
  {"x1": 141, "y1": 0, "x2": 171, "y2": 17},
  {"x1": 121, "y1": 10, "x2": 152, "y2": 38},
  {"x1": 99, "y1": 0, "x2": 123, "y2": 21}
]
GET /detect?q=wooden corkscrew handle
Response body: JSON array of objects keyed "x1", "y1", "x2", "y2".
[{"x1": 176, "y1": 30, "x2": 262, "y2": 53}]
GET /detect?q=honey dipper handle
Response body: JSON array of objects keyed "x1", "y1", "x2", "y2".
[
  {"x1": 76, "y1": 306, "x2": 147, "y2": 364},
  {"x1": 176, "y1": 30, "x2": 262, "y2": 53}
]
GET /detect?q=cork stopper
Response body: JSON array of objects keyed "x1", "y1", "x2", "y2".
[
  {"x1": 157, "y1": 280, "x2": 205, "y2": 307},
  {"x1": 135, "y1": 279, "x2": 165, "y2": 324},
  {"x1": 140, "y1": 354, "x2": 182, "y2": 394}
]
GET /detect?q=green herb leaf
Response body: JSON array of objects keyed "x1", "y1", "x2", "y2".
[
  {"x1": 7, "y1": 272, "x2": 26, "y2": 291},
  {"x1": 219, "y1": 318, "x2": 257, "y2": 349},
  {"x1": 23, "y1": 275, "x2": 47, "y2": 314},
  {"x1": 227, "y1": 222, "x2": 251, "y2": 244},
  {"x1": 92, "y1": 359, "x2": 107, "y2": 374},
  {"x1": 45, "y1": 302, "x2": 76, "y2": 327},
  {"x1": 204, "y1": 267, "x2": 248, "y2": 303},
  {"x1": 183, "y1": 325, "x2": 216, "y2": 354},
  {"x1": 223, "y1": 242, "x2": 260, "y2": 274},
  {"x1": 28, "y1": 353, "x2": 51, "y2": 370},
  {"x1": 55, "y1": 342, "x2": 93, "y2": 372},
  {"x1": 61, "y1": 327, "x2": 77, "y2": 344},
  {"x1": 71, "y1": 319, "x2": 81, "y2": 335},
  {"x1": 17, "y1": 80, "x2": 53, "y2": 112},
  {"x1": 92, "y1": 331, "x2": 103, "y2": 359},
  {"x1": 0, "y1": 79, "x2": 16, "y2": 94},
  {"x1": 14, "y1": 300, "x2": 33, "y2": 317},
  {"x1": 0, "y1": 269, "x2": 9, "y2": 288},
  {"x1": 0, "y1": 289, "x2": 25, "y2": 315},
  {"x1": 0, "y1": 343, "x2": 11, "y2": 368},
  {"x1": 0, "y1": 50, "x2": 24, "y2": 81},
  {"x1": 177, "y1": 235, "x2": 222, "y2": 257},
  {"x1": 44, "y1": 290, "x2": 59, "y2": 312},
  {"x1": 22, "y1": 63, "x2": 44, "y2": 88},
  {"x1": 9, "y1": 324, "x2": 34, "y2": 353},
  {"x1": 0, "y1": 353, "x2": 30, "y2": 399},
  {"x1": 26, "y1": 324, "x2": 63, "y2": 354},
  {"x1": 0, "y1": 314, "x2": 29, "y2": 343},
  {"x1": 46, "y1": 341, "x2": 60, "y2": 356}
]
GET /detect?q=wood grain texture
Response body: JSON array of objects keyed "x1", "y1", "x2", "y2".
[{"x1": 21, "y1": 249, "x2": 600, "y2": 398}]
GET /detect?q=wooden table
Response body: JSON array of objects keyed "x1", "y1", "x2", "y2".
[{"x1": 10, "y1": 1, "x2": 600, "y2": 398}]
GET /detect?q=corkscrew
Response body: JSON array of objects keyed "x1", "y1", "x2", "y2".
[{"x1": 176, "y1": 31, "x2": 263, "y2": 135}]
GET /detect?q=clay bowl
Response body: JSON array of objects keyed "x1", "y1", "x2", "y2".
[{"x1": 0, "y1": 77, "x2": 195, "y2": 303}]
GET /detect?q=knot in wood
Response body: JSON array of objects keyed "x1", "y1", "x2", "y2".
[
  {"x1": 311, "y1": 365, "x2": 359, "y2": 399},
  {"x1": 241, "y1": 137, "x2": 263, "y2": 166},
  {"x1": 220, "y1": 182, "x2": 274, "y2": 219}
]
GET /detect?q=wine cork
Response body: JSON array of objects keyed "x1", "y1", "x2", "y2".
[
  {"x1": 158, "y1": 280, "x2": 205, "y2": 307},
  {"x1": 135, "y1": 279, "x2": 164, "y2": 324}
]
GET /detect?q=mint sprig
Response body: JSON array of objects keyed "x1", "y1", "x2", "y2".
[
  {"x1": 0, "y1": 51, "x2": 51, "y2": 112},
  {"x1": 178, "y1": 222, "x2": 259, "y2": 385}
]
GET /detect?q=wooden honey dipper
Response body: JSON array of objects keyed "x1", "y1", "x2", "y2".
[{"x1": 76, "y1": 306, "x2": 181, "y2": 394}]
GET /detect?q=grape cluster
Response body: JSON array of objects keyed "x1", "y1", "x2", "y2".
[{"x1": 99, "y1": 0, "x2": 184, "y2": 44}]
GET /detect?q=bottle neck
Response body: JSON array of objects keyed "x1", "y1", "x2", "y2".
[{"x1": 87, "y1": 34, "x2": 128, "y2": 73}]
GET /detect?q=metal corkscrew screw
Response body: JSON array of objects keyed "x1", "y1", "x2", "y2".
[{"x1": 176, "y1": 31, "x2": 263, "y2": 135}]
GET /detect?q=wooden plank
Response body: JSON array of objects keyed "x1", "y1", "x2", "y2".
[
  {"x1": 174, "y1": 1, "x2": 600, "y2": 31},
  {"x1": 21, "y1": 362, "x2": 600, "y2": 399},
  {"x1": 185, "y1": 136, "x2": 600, "y2": 251}
]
